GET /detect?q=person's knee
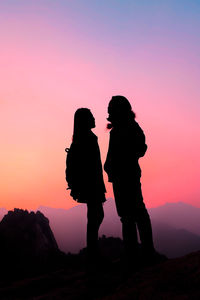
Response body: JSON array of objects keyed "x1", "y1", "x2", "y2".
[
  {"x1": 137, "y1": 207, "x2": 150, "y2": 223},
  {"x1": 120, "y1": 215, "x2": 134, "y2": 225},
  {"x1": 88, "y1": 208, "x2": 104, "y2": 227},
  {"x1": 98, "y1": 209, "x2": 104, "y2": 225}
]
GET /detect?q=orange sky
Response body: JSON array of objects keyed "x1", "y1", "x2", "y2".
[{"x1": 1, "y1": 1, "x2": 200, "y2": 210}]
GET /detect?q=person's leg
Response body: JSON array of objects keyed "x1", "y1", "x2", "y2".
[
  {"x1": 113, "y1": 180, "x2": 139, "y2": 254},
  {"x1": 86, "y1": 201, "x2": 104, "y2": 259},
  {"x1": 120, "y1": 216, "x2": 139, "y2": 253},
  {"x1": 136, "y1": 204, "x2": 168, "y2": 263},
  {"x1": 136, "y1": 206, "x2": 154, "y2": 252},
  {"x1": 135, "y1": 182, "x2": 155, "y2": 253}
]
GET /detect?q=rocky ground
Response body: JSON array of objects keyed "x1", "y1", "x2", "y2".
[{"x1": 0, "y1": 250, "x2": 200, "y2": 300}]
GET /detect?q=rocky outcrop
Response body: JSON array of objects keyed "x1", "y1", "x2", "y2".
[{"x1": 0, "y1": 208, "x2": 61, "y2": 269}]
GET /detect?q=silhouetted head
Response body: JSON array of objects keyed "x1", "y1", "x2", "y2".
[
  {"x1": 73, "y1": 108, "x2": 95, "y2": 141},
  {"x1": 107, "y1": 95, "x2": 136, "y2": 128}
]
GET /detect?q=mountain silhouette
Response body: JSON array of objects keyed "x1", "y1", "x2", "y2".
[
  {"x1": 0, "y1": 206, "x2": 200, "y2": 299},
  {"x1": 149, "y1": 201, "x2": 200, "y2": 235},
  {"x1": 38, "y1": 199, "x2": 121, "y2": 253},
  {"x1": 152, "y1": 220, "x2": 200, "y2": 257},
  {"x1": 38, "y1": 200, "x2": 200, "y2": 258},
  {"x1": 1, "y1": 201, "x2": 200, "y2": 258}
]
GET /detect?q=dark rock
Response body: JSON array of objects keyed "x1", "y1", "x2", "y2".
[{"x1": 0, "y1": 208, "x2": 63, "y2": 275}]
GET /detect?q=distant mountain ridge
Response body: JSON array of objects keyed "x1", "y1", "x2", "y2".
[
  {"x1": 37, "y1": 200, "x2": 200, "y2": 257},
  {"x1": 1, "y1": 201, "x2": 200, "y2": 258},
  {"x1": 149, "y1": 201, "x2": 200, "y2": 235}
]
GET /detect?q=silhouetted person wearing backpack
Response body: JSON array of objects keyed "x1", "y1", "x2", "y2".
[
  {"x1": 65, "y1": 108, "x2": 106, "y2": 267},
  {"x1": 104, "y1": 96, "x2": 156, "y2": 264}
]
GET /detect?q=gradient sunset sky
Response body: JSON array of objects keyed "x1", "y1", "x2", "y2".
[{"x1": 1, "y1": 0, "x2": 200, "y2": 210}]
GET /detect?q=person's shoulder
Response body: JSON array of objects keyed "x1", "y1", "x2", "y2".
[{"x1": 88, "y1": 131, "x2": 98, "y2": 144}]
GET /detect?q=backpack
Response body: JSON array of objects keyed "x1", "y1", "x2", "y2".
[{"x1": 65, "y1": 143, "x2": 80, "y2": 200}]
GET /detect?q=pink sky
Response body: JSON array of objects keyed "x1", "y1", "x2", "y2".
[{"x1": 0, "y1": 1, "x2": 200, "y2": 210}]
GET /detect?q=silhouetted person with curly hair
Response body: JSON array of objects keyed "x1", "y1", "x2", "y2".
[
  {"x1": 65, "y1": 108, "x2": 106, "y2": 267},
  {"x1": 104, "y1": 96, "x2": 156, "y2": 263}
]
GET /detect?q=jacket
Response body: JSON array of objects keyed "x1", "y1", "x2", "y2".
[
  {"x1": 104, "y1": 120, "x2": 147, "y2": 182},
  {"x1": 66, "y1": 131, "x2": 106, "y2": 203}
]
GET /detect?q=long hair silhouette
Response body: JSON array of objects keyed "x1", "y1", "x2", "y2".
[
  {"x1": 73, "y1": 108, "x2": 95, "y2": 142},
  {"x1": 107, "y1": 95, "x2": 136, "y2": 129}
]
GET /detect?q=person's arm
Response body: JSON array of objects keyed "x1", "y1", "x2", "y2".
[{"x1": 104, "y1": 131, "x2": 114, "y2": 182}]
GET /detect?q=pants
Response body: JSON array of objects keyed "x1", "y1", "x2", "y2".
[
  {"x1": 112, "y1": 178, "x2": 154, "y2": 253},
  {"x1": 86, "y1": 201, "x2": 104, "y2": 258}
]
